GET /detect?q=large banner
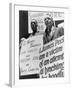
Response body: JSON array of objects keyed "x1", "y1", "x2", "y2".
[
  {"x1": 20, "y1": 35, "x2": 64, "y2": 78},
  {"x1": 39, "y1": 36, "x2": 64, "y2": 78}
]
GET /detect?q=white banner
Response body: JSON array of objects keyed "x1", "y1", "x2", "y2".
[
  {"x1": 20, "y1": 35, "x2": 43, "y2": 75},
  {"x1": 39, "y1": 36, "x2": 64, "y2": 78}
]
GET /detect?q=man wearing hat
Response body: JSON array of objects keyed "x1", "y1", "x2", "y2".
[{"x1": 43, "y1": 16, "x2": 64, "y2": 44}]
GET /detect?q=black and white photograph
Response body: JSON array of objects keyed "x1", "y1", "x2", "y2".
[
  {"x1": 19, "y1": 10, "x2": 64, "y2": 79},
  {"x1": 8, "y1": 3, "x2": 70, "y2": 87}
]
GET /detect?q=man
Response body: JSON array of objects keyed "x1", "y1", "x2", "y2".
[
  {"x1": 43, "y1": 17, "x2": 55, "y2": 44},
  {"x1": 19, "y1": 19, "x2": 40, "y2": 79},
  {"x1": 43, "y1": 17, "x2": 64, "y2": 44}
]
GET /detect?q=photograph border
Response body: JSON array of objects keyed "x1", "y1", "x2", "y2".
[{"x1": 9, "y1": 3, "x2": 70, "y2": 87}]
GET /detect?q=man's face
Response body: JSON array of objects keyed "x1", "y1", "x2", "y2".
[
  {"x1": 31, "y1": 21, "x2": 38, "y2": 32},
  {"x1": 45, "y1": 18, "x2": 53, "y2": 28}
]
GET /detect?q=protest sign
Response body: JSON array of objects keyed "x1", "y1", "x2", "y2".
[
  {"x1": 20, "y1": 35, "x2": 43, "y2": 75},
  {"x1": 39, "y1": 36, "x2": 64, "y2": 78}
]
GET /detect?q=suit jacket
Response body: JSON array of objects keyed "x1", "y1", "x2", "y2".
[{"x1": 43, "y1": 26, "x2": 64, "y2": 44}]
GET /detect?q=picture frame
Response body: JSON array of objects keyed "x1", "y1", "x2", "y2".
[{"x1": 9, "y1": 3, "x2": 70, "y2": 87}]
